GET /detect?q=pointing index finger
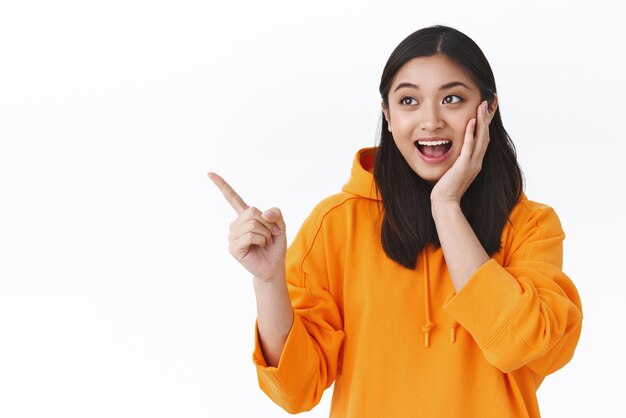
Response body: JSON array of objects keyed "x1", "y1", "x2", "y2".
[{"x1": 207, "y1": 172, "x2": 249, "y2": 214}]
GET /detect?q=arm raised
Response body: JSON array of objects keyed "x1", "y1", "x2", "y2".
[{"x1": 207, "y1": 172, "x2": 293, "y2": 366}]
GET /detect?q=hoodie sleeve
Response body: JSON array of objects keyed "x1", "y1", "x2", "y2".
[
  {"x1": 443, "y1": 203, "x2": 583, "y2": 375},
  {"x1": 252, "y1": 205, "x2": 345, "y2": 413}
]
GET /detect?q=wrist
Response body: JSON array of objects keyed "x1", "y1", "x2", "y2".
[
  {"x1": 253, "y1": 267, "x2": 286, "y2": 287},
  {"x1": 431, "y1": 198, "x2": 461, "y2": 214}
]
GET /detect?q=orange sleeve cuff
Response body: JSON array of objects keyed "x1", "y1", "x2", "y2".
[
  {"x1": 251, "y1": 316, "x2": 318, "y2": 411},
  {"x1": 443, "y1": 258, "x2": 524, "y2": 349}
]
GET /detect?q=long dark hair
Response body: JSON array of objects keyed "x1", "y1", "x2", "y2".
[{"x1": 374, "y1": 25, "x2": 524, "y2": 269}]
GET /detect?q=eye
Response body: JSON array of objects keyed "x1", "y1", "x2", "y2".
[
  {"x1": 400, "y1": 96, "x2": 417, "y2": 106},
  {"x1": 443, "y1": 95, "x2": 462, "y2": 104}
]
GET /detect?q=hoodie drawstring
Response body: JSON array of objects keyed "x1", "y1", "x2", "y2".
[
  {"x1": 450, "y1": 321, "x2": 459, "y2": 343},
  {"x1": 445, "y1": 292, "x2": 459, "y2": 344},
  {"x1": 422, "y1": 251, "x2": 435, "y2": 348},
  {"x1": 421, "y1": 252, "x2": 459, "y2": 347}
]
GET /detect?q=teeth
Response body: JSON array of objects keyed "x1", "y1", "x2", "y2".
[{"x1": 417, "y1": 139, "x2": 451, "y2": 146}]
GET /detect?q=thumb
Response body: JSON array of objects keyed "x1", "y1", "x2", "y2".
[{"x1": 261, "y1": 207, "x2": 286, "y2": 235}]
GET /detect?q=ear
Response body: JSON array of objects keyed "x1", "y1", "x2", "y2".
[
  {"x1": 487, "y1": 93, "x2": 499, "y2": 124},
  {"x1": 381, "y1": 101, "x2": 392, "y2": 132}
]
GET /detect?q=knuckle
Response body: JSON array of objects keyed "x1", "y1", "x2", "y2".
[
  {"x1": 239, "y1": 207, "x2": 252, "y2": 219},
  {"x1": 251, "y1": 219, "x2": 267, "y2": 232},
  {"x1": 253, "y1": 223, "x2": 266, "y2": 235}
]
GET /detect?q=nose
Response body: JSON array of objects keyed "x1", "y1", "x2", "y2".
[{"x1": 418, "y1": 102, "x2": 444, "y2": 131}]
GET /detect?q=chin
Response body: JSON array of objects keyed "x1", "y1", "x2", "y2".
[
  {"x1": 419, "y1": 177, "x2": 439, "y2": 187},
  {"x1": 413, "y1": 168, "x2": 445, "y2": 185}
]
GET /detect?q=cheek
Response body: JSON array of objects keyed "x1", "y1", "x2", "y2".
[
  {"x1": 390, "y1": 114, "x2": 415, "y2": 137},
  {"x1": 452, "y1": 114, "x2": 474, "y2": 137}
]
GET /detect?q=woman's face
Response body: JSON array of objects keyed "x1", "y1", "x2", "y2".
[{"x1": 383, "y1": 54, "x2": 497, "y2": 185}]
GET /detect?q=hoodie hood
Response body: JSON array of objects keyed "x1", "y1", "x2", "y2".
[{"x1": 341, "y1": 147, "x2": 381, "y2": 200}]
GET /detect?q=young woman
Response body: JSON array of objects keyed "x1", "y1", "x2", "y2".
[{"x1": 208, "y1": 25, "x2": 582, "y2": 418}]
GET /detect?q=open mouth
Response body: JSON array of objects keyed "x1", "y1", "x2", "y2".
[{"x1": 414, "y1": 139, "x2": 452, "y2": 158}]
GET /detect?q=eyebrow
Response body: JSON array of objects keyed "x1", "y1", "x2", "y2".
[{"x1": 393, "y1": 81, "x2": 471, "y2": 93}]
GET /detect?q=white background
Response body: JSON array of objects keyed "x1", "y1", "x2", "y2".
[{"x1": 0, "y1": 0, "x2": 624, "y2": 416}]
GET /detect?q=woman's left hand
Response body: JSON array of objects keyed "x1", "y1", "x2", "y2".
[{"x1": 430, "y1": 100, "x2": 492, "y2": 205}]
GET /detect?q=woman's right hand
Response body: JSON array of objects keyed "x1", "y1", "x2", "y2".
[{"x1": 207, "y1": 172, "x2": 287, "y2": 283}]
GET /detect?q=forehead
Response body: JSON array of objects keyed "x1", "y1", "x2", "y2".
[{"x1": 391, "y1": 54, "x2": 478, "y2": 91}]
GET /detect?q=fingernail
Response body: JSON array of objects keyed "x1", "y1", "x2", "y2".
[
  {"x1": 272, "y1": 225, "x2": 281, "y2": 235},
  {"x1": 262, "y1": 210, "x2": 274, "y2": 219}
]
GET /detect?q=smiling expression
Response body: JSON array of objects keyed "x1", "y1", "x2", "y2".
[{"x1": 383, "y1": 54, "x2": 497, "y2": 185}]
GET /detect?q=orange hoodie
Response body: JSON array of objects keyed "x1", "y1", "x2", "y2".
[{"x1": 252, "y1": 147, "x2": 583, "y2": 417}]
